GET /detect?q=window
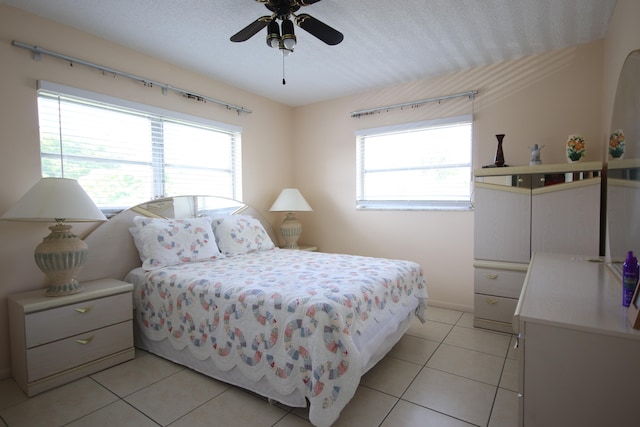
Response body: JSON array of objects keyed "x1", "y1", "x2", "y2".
[
  {"x1": 356, "y1": 115, "x2": 472, "y2": 210},
  {"x1": 37, "y1": 81, "x2": 242, "y2": 214}
]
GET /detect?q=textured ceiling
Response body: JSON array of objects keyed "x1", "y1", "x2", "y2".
[{"x1": 1, "y1": 0, "x2": 617, "y2": 106}]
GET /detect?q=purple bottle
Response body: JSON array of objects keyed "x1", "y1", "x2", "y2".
[{"x1": 622, "y1": 251, "x2": 639, "y2": 307}]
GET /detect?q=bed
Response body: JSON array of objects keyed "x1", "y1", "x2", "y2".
[{"x1": 79, "y1": 196, "x2": 428, "y2": 427}]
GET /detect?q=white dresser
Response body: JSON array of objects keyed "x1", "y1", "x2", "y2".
[
  {"x1": 513, "y1": 252, "x2": 640, "y2": 427},
  {"x1": 8, "y1": 278, "x2": 135, "y2": 396},
  {"x1": 473, "y1": 162, "x2": 602, "y2": 332}
]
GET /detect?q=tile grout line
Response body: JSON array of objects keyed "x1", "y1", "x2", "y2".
[
  {"x1": 392, "y1": 315, "x2": 454, "y2": 404},
  {"x1": 484, "y1": 352, "x2": 511, "y2": 427},
  {"x1": 399, "y1": 313, "x2": 510, "y2": 427},
  {"x1": 58, "y1": 377, "x2": 120, "y2": 426},
  {"x1": 346, "y1": 312, "x2": 464, "y2": 426}
]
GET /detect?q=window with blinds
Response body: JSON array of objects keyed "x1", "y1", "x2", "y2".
[
  {"x1": 356, "y1": 115, "x2": 473, "y2": 210},
  {"x1": 37, "y1": 81, "x2": 242, "y2": 213}
]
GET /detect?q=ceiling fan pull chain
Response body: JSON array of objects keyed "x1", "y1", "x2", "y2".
[{"x1": 282, "y1": 54, "x2": 286, "y2": 85}]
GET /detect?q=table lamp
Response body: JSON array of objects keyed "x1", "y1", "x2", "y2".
[
  {"x1": 269, "y1": 188, "x2": 312, "y2": 249},
  {"x1": 1, "y1": 177, "x2": 107, "y2": 296}
]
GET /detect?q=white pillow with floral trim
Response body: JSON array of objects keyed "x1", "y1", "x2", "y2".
[
  {"x1": 131, "y1": 216, "x2": 223, "y2": 270},
  {"x1": 211, "y1": 215, "x2": 275, "y2": 256}
]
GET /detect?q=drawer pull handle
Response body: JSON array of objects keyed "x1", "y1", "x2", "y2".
[
  {"x1": 76, "y1": 336, "x2": 94, "y2": 345},
  {"x1": 75, "y1": 306, "x2": 93, "y2": 314},
  {"x1": 485, "y1": 299, "x2": 499, "y2": 305},
  {"x1": 485, "y1": 273, "x2": 498, "y2": 280}
]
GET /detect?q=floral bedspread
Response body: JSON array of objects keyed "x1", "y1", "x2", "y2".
[{"x1": 126, "y1": 249, "x2": 428, "y2": 427}]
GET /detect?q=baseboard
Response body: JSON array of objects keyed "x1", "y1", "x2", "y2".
[{"x1": 427, "y1": 299, "x2": 473, "y2": 313}]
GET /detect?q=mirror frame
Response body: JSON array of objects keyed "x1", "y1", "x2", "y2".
[{"x1": 606, "y1": 49, "x2": 640, "y2": 263}]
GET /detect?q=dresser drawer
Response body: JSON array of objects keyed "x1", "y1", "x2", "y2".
[
  {"x1": 26, "y1": 320, "x2": 133, "y2": 382},
  {"x1": 474, "y1": 267, "x2": 526, "y2": 299},
  {"x1": 474, "y1": 294, "x2": 518, "y2": 324},
  {"x1": 25, "y1": 292, "x2": 132, "y2": 348}
]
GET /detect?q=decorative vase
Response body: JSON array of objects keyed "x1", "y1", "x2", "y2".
[
  {"x1": 566, "y1": 134, "x2": 585, "y2": 163},
  {"x1": 494, "y1": 134, "x2": 506, "y2": 167},
  {"x1": 608, "y1": 129, "x2": 625, "y2": 160}
]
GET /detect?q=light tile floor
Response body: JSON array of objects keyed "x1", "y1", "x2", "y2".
[{"x1": 0, "y1": 307, "x2": 518, "y2": 427}]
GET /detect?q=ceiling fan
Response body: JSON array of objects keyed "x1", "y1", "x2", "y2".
[{"x1": 230, "y1": 0, "x2": 344, "y2": 56}]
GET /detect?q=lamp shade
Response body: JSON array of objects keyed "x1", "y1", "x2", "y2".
[
  {"x1": 1, "y1": 177, "x2": 106, "y2": 222},
  {"x1": 269, "y1": 188, "x2": 312, "y2": 212}
]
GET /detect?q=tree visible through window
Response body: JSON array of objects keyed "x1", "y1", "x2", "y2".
[
  {"x1": 356, "y1": 115, "x2": 473, "y2": 210},
  {"x1": 37, "y1": 82, "x2": 242, "y2": 213}
]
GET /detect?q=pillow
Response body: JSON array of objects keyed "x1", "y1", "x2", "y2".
[
  {"x1": 211, "y1": 215, "x2": 275, "y2": 256},
  {"x1": 130, "y1": 216, "x2": 223, "y2": 270}
]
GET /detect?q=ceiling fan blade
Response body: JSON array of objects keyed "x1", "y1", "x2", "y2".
[
  {"x1": 230, "y1": 17, "x2": 270, "y2": 42},
  {"x1": 295, "y1": 13, "x2": 343, "y2": 45}
]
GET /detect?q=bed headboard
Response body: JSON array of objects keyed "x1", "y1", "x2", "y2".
[{"x1": 77, "y1": 195, "x2": 277, "y2": 282}]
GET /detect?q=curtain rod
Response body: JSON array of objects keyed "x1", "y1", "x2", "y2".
[
  {"x1": 350, "y1": 90, "x2": 478, "y2": 118},
  {"x1": 12, "y1": 40, "x2": 252, "y2": 115}
]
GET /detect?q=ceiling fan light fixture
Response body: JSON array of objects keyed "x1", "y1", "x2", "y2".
[
  {"x1": 281, "y1": 18, "x2": 297, "y2": 50},
  {"x1": 231, "y1": 0, "x2": 343, "y2": 64},
  {"x1": 266, "y1": 19, "x2": 281, "y2": 48},
  {"x1": 282, "y1": 36, "x2": 296, "y2": 50},
  {"x1": 279, "y1": 42, "x2": 293, "y2": 56}
]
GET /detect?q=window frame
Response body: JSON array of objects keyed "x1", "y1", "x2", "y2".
[
  {"x1": 355, "y1": 114, "x2": 473, "y2": 211},
  {"x1": 36, "y1": 81, "x2": 242, "y2": 214}
]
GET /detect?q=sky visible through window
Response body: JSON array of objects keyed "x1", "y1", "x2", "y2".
[{"x1": 358, "y1": 120, "x2": 472, "y2": 208}]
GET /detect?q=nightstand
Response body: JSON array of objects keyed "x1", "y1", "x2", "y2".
[
  {"x1": 8, "y1": 278, "x2": 135, "y2": 396},
  {"x1": 280, "y1": 245, "x2": 318, "y2": 251}
]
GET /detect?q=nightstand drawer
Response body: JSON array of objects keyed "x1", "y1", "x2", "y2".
[
  {"x1": 26, "y1": 320, "x2": 133, "y2": 382},
  {"x1": 474, "y1": 294, "x2": 518, "y2": 323},
  {"x1": 474, "y1": 267, "x2": 526, "y2": 299},
  {"x1": 25, "y1": 292, "x2": 132, "y2": 347}
]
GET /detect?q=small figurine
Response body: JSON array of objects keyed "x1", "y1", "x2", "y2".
[{"x1": 529, "y1": 144, "x2": 544, "y2": 165}]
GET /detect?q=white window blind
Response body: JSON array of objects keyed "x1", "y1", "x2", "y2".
[
  {"x1": 37, "y1": 81, "x2": 242, "y2": 213},
  {"x1": 356, "y1": 115, "x2": 473, "y2": 210}
]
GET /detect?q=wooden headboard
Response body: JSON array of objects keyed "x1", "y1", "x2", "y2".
[{"x1": 77, "y1": 195, "x2": 277, "y2": 283}]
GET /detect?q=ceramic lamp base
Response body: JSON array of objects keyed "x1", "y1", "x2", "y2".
[
  {"x1": 34, "y1": 223, "x2": 87, "y2": 297},
  {"x1": 280, "y1": 212, "x2": 302, "y2": 249},
  {"x1": 45, "y1": 280, "x2": 83, "y2": 297}
]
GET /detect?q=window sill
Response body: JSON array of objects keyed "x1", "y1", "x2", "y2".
[{"x1": 356, "y1": 203, "x2": 473, "y2": 212}]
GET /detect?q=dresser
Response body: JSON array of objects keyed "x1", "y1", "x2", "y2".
[
  {"x1": 8, "y1": 278, "x2": 135, "y2": 396},
  {"x1": 473, "y1": 162, "x2": 602, "y2": 332},
  {"x1": 513, "y1": 252, "x2": 640, "y2": 427}
]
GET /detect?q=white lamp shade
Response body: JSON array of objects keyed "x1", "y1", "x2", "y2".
[
  {"x1": 269, "y1": 188, "x2": 312, "y2": 212},
  {"x1": 1, "y1": 177, "x2": 106, "y2": 222}
]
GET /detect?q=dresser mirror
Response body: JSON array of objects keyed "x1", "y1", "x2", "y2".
[{"x1": 606, "y1": 49, "x2": 640, "y2": 263}]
